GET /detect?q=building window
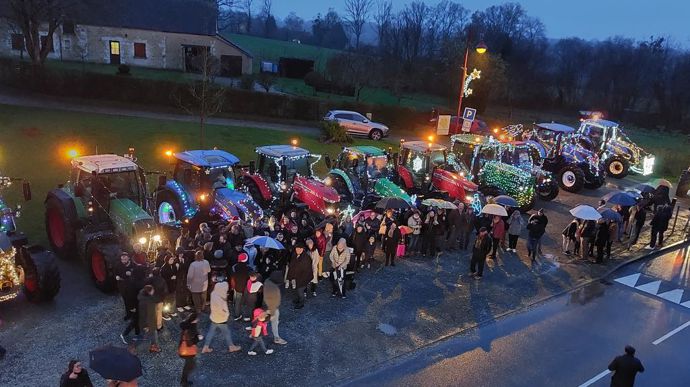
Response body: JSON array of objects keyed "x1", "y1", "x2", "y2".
[
  {"x1": 133, "y1": 43, "x2": 146, "y2": 58},
  {"x1": 63, "y1": 21, "x2": 75, "y2": 34},
  {"x1": 63, "y1": 39, "x2": 71, "y2": 50},
  {"x1": 40, "y1": 35, "x2": 54, "y2": 52},
  {"x1": 110, "y1": 41, "x2": 120, "y2": 55},
  {"x1": 11, "y1": 34, "x2": 24, "y2": 50}
]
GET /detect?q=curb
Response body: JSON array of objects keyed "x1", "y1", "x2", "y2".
[{"x1": 332, "y1": 237, "x2": 690, "y2": 386}]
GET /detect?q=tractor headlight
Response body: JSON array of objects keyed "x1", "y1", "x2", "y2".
[
  {"x1": 424, "y1": 174, "x2": 431, "y2": 182},
  {"x1": 324, "y1": 177, "x2": 332, "y2": 186},
  {"x1": 326, "y1": 207, "x2": 335, "y2": 215},
  {"x1": 138, "y1": 237, "x2": 147, "y2": 244},
  {"x1": 465, "y1": 195, "x2": 473, "y2": 202}
]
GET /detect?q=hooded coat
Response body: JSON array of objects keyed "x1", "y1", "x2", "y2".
[
  {"x1": 286, "y1": 250, "x2": 313, "y2": 288},
  {"x1": 209, "y1": 281, "x2": 230, "y2": 324}
]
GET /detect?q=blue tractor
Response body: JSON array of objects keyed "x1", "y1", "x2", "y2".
[{"x1": 155, "y1": 150, "x2": 263, "y2": 228}]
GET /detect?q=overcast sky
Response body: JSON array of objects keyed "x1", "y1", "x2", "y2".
[{"x1": 272, "y1": 0, "x2": 690, "y2": 46}]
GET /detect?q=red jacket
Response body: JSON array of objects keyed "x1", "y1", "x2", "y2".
[{"x1": 492, "y1": 219, "x2": 506, "y2": 240}]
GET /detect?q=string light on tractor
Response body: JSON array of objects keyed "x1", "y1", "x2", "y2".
[
  {"x1": 164, "y1": 150, "x2": 173, "y2": 157},
  {"x1": 0, "y1": 246, "x2": 20, "y2": 302}
]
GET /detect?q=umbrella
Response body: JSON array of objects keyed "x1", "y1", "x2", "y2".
[
  {"x1": 624, "y1": 189, "x2": 643, "y2": 200},
  {"x1": 656, "y1": 179, "x2": 672, "y2": 188},
  {"x1": 569, "y1": 205, "x2": 602, "y2": 221},
  {"x1": 421, "y1": 198, "x2": 457, "y2": 209},
  {"x1": 601, "y1": 191, "x2": 636, "y2": 206},
  {"x1": 493, "y1": 195, "x2": 519, "y2": 207},
  {"x1": 481, "y1": 203, "x2": 508, "y2": 217},
  {"x1": 598, "y1": 208, "x2": 622, "y2": 222},
  {"x1": 90, "y1": 345, "x2": 142, "y2": 382},
  {"x1": 352, "y1": 209, "x2": 374, "y2": 224},
  {"x1": 245, "y1": 236, "x2": 285, "y2": 250},
  {"x1": 375, "y1": 197, "x2": 412, "y2": 210},
  {"x1": 398, "y1": 225, "x2": 413, "y2": 235},
  {"x1": 634, "y1": 183, "x2": 655, "y2": 194}
]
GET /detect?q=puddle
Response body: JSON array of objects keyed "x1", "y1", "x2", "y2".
[{"x1": 377, "y1": 323, "x2": 397, "y2": 336}]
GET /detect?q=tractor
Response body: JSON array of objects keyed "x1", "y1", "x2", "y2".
[
  {"x1": 154, "y1": 150, "x2": 263, "y2": 229},
  {"x1": 0, "y1": 175, "x2": 60, "y2": 303},
  {"x1": 45, "y1": 154, "x2": 161, "y2": 292},
  {"x1": 448, "y1": 134, "x2": 558, "y2": 211},
  {"x1": 522, "y1": 122, "x2": 605, "y2": 193},
  {"x1": 395, "y1": 140, "x2": 479, "y2": 205},
  {"x1": 575, "y1": 118, "x2": 655, "y2": 178},
  {"x1": 239, "y1": 145, "x2": 341, "y2": 218},
  {"x1": 324, "y1": 145, "x2": 413, "y2": 209}
]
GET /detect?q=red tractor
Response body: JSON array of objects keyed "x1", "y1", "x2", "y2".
[
  {"x1": 239, "y1": 145, "x2": 341, "y2": 218},
  {"x1": 394, "y1": 140, "x2": 479, "y2": 204}
]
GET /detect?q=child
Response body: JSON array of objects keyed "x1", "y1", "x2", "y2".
[
  {"x1": 364, "y1": 236, "x2": 376, "y2": 269},
  {"x1": 248, "y1": 308, "x2": 273, "y2": 356}
]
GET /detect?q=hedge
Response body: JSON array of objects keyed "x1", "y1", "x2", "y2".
[{"x1": 0, "y1": 58, "x2": 428, "y2": 131}]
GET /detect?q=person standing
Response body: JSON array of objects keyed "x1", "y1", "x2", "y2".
[
  {"x1": 629, "y1": 203, "x2": 647, "y2": 247},
  {"x1": 647, "y1": 204, "x2": 672, "y2": 250},
  {"x1": 526, "y1": 210, "x2": 547, "y2": 262},
  {"x1": 407, "y1": 212, "x2": 422, "y2": 254},
  {"x1": 580, "y1": 220, "x2": 596, "y2": 259},
  {"x1": 175, "y1": 248, "x2": 192, "y2": 313},
  {"x1": 114, "y1": 253, "x2": 136, "y2": 320},
  {"x1": 178, "y1": 313, "x2": 200, "y2": 387},
  {"x1": 608, "y1": 345, "x2": 644, "y2": 387},
  {"x1": 138, "y1": 284, "x2": 161, "y2": 353},
  {"x1": 285, "y1": 243, "x2": 313, "y2": 309},
  {"x1": 305, "y1": 238, "x2": 322, "y2": 296},
  {"x1": 421, "y1": 211, "x2": 439, "y2": 256},
  {"x1": 383, "y1": 222, "x2": 401, "y2": 267},
  {"x1": 329, "y1": 238, "x2": 351, "y2": 298},
  {"x1": 562, "y1": 218, "x2": 579, "y2": 255},
  {"x1": 459, "y1": 205, "x2": 474, "y2": 250},
  {"x1": 248, "y1": 308, "x2": 274, "y2": 356},
  {"x1": 470, "y1": 227, "x2": 492, "y2": 279},
  {"x1": 607, "y1": 218, "x2": 618, "y2": 259},
  {"x1": 187, "y1": 250, "x2": 211, "y2": 314},
  {"x1": 59, "y1": 360, "x2": 93, "y2": 387},
  {"x1": 352, "y1": 225, "x2": 368, "y2": 271},
  {"x1": 160, "y1": 252, "x2": 180, "y2": 318},
  {"x1": 243, "y1": 272, "x2": 263, "y2": 321},
  {"x1": 507, "y1": 210, "x2": 525, "y2": 253},
  {"x1": 263, "y1": 271, "x2": 287, "y2": 345},
  {"x1": 201, "y1": 281, "x2": 241, "y2": 354},
  {"x1": 145, "y1": 267, "x2": 168, "y2": 329},
  {"x1": 230, "y1": 252, "x2": 250, "y2": 320},
  {"x1": 489, "y1": 215, "x2": 505, "y2": 260},
  {"x1": 446, "y1": 205, "x2": 461, "y2": 251},
  {"x1": 594, "y1": 219, "x2": 610, "y2": 264}
]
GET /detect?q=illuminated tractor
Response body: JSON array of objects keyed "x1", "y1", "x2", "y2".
[
  {"x1": 0, "y1": 176, "x2": 60, "y2": 303},
  {"x1": 395, "y1": 140, "x2": 479, "y2": 204},
  {"x1": 239, "y1": 145, "x2": 341, "y2": 217},
  {"x1": 575, "y1": 118, "x2": 655, "y2": 178},
  {"x1": 522, "y1": 123, "x2": 605, "y2": 193},
  {"x1": 324, "y1": 146, "x2": 413, "y2": 210},
  {"x1": 45, "y1": 154, "x2": 161, "y2": 292},
  {"x1": 155, "y1": 150, "x2": 263, "y2": 229},
  {"x1": 448, "y1": 134, "x2": 557, "y2": 211}
]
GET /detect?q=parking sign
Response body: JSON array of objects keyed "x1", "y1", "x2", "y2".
[{"x1": 462, "y1": 107, "x2": 477, "y2": 122}]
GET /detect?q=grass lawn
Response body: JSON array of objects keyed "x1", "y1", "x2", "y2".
[
  {"x1": 0, "y1": 104, "x2": 392, "y2": 245},
  {"x1": 223, "y1": 33, "x2": 342, "y2": 73},
  {"x1": 45, "y1": 59, "x2": 193, "y2": 82}
]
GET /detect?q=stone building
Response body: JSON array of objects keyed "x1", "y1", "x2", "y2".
[{"x1": 0, "y1": 0, "x2": 252, "y2": 76}]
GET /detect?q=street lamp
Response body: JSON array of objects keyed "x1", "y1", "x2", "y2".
[{"x1": 455, "y1": 37, "x2": 487, "y2": 134}]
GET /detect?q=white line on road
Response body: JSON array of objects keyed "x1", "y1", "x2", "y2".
[
  {"x1": 653, "y1": 320, "x2": 690, "y2": 345},
  {"x1": 578, "y1": 369, "x2": 610, "y2": 387}
]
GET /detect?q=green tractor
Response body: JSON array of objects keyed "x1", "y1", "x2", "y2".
[
  {"x1": 45, "y1": 154, "x2": 161, "y2": 292},
  {"x1": 324, "y1": 146, "x2": 413, "y2": 209}
]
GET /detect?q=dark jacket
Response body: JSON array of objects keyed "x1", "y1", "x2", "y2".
[
  {"x1": 352, "y1": 229, "x2": 368, "y2": 253},
  {"x1": 608, "y1": 353, "x2": 644, "y2": 387},
  {"x1": 286, "y1": 250, "x2": 313, "y2": 288},
  {"x1": 59, "y1": 369, "x2": 93, "y2": 387},
  {"x1": 472, "y1": 234, "x2": 492, "y2": 259},
  {"x1": 230, "y1": 262, "x2": 250, "y2": 293},
  {"x1": 650, "y1": 205, "x2": 672, "y2": 231},
  {"x1": 145, "y1": 274, "x2": 169, "y2": 303},
  {"x1": 595, "y1": 222, "x2": 610, "y2": 246},
  {"x1": 383, "y1": 228, "x2": 402, "y2": 250},
  {"x1": 563, "y1": 220, "x2": 578, "y2": 238},
  {"x1": 160, "y1": 258, "x2": 180, "y2": 295},
  {"x1": 138, "y1": 288, "x2": 158, "y2": 330},
  {"x1": 179, "y1": 318, "x2": 200, "y2": 359},
  {"x1": 527, "y1": 214, "x2": 548, "y2": 238}
]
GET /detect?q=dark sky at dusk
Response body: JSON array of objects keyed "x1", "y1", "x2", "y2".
[{"x1": 272, "y1": 0, "x2": 690, "y2": 46}]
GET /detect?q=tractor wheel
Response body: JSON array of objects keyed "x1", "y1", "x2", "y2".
[
  {"x1": 584, "y1": 177, "x2": 605, "y2": 190},
  {"x1": 244, "y1": 179, "x2": 269, "y2": 208},
  {"x1": 330, "y1": 175, "x2": 352, "y2": 203},
  {"x1": 558, "y1": 166, "x2": 585, "y2": 193},
  {"x1": 86, "y1": 242, "x2": 116, "y2": 293},
  {"x1": 606, "y1": 156, "x2": 629, "y2": 179},
  {"x1": 156, "y1": 190, "x2": 184, "y2": 226},
  {"x1": 45, "y1": 196, "x2": 77, "y2": 259},
  {"x1": 18, "y1": 246, "x2": 61, "y2": 303},
  {"x1": 519, "y1": 192, "x2": 537, "y2": 213},
  {"x1": 537, "y1": 182, "x2": 559, "y2": 201}
]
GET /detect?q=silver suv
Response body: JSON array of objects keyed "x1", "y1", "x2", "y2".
[{"x1": 323, "y1": 110, "x2": 390, "y2": 141}]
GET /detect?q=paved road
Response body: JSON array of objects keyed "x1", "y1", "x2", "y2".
[{"x1": 349, "y1": 246, "x2": 690, "y2": 387}]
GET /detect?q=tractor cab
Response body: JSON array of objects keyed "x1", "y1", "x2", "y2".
[
  {"x1": 255, "y1": 145, "x2": 317, "y2": 190},
  {"x1": 335, "y1": 146, "x2": 392, "y2": 181}
]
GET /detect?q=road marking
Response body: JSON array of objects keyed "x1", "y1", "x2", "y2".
[
  {"x1": 636, "y1": 280, "x2": 661, "y2": 295},
  {"x1": 653, "y1": 321, "x2": 690, "y2": 345},
  {"x1": 658, "y1": 289, "x2": 684, "y2": 304},
  {"x1": 614, "y1": 273, "x2": 640, "y2": 287},
  {"x1": 614, "y1": 272, "x2": 690, "y2": 310},
  {"x1": 578, "y1": 369, "x2": 611, "y2": 387}
]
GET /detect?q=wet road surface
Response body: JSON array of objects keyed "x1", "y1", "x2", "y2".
[{"x1": 350, "y1": 247, "x2": 690, "y2": 387}]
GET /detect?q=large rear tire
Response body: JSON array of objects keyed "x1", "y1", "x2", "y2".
[
  {"x1": 244, "y1": 178, "x2": 269, "y2": 208},
  {"x1": 537, "y1": 182, "x2": 559, "y2": 201},
  {"x1": 18, "y1": 246, "x2": 61, "y2": 303},
  {"x1": 606, "y1": 156, "x2": 629, "y2": 179},
  {"x1": 558, "y1": 166, "x2": 585, "y2": 193},
  {"x1": 155, "y1": 190, "x2": 184, "y2": 226},
  {"x1": 45, "y1": 196, "x2": 77, "y2": 259},
  {"x1": 86, "y1": 242, "x2": 116, "y2": 293}
]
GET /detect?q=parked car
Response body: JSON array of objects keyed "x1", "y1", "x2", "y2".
[{"x1": 323, "y1": 110, "x2": 390, "y2": 140}]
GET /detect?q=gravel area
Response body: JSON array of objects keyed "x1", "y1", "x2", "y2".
[{"x1": 1, "y1": 175, "x2": 688, "y2": 387}]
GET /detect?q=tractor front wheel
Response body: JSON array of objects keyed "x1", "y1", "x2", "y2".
[
  {"x1": 45, "y1": 197, "x2": 77, "y2": 259},
  {"x1": 558, "y1": 166, "x2": 585, "y2": 193},
  {"x1": 606, "y1": 156, "x2": 629, "y2": 179}
]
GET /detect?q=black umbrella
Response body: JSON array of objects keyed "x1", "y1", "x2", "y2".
[
  {"x1": 375, "y1": 197, "x2": 412, "y2": 210},
  {"x1": 90, "y1": 345, "x2": 142, "y2": 382},
  {"x1": 314, "y1": 215, "x2": 338, "y2": 230},
  {"x1": 634, "y1": 183, "x2": 655, "y2": 194}
]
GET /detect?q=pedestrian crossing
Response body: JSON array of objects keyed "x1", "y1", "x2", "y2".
[{"x1": 614, "y1": 272, "x2": 690, "y2": 309}]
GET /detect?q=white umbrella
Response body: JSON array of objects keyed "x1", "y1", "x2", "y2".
[
  {"x1": 421, "y1": 198, "x2": 458, "y2": 210},
  {"x1": 569, "y1": 205, "x2": 602, "y2": 221},
  {"x1": 481, "y1": 203, "x2": 508, "y2": 217}
]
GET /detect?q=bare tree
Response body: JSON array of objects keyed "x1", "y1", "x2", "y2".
[
  {"x1": 327, "y1": 52, "x2": 376, "y2": 101},
  {"x1": 242, "y1": 0, "x2": 253, "y2": 33},
  {"x1": 374, "y1": 0, "x2": 393, "y2": 54},
  {"x1": 344, "y1": 0, "x2": 373, "y2": 50},
  {"x1": 8, "y1": 0, "x2": 69, "y2": 66},
  {"x1": 177, "y1": 50, "x2": 225, "y2": 148}
]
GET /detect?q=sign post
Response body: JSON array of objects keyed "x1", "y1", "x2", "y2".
[
  {"x1": 436, "y1": 114, "x2": 451, "y2": 136},
  {"x1": 461, "y1": 107, "x2": 477, "y2": 133}
]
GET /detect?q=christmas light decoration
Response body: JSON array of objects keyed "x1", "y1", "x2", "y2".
[
  {"x1": 0, "y1": 246, "x2": 20, "y2": 302},
  {"x1": 168, "y1": 180, "x2": 198, "y2": 219},
  {"x1": 412, "y1": 156, "x2": 424, "y2": 173},
  {"x1": 463, "y1": 68, "x2": 481, "y2": 97}
]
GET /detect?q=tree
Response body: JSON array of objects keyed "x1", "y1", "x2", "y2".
[
  {"x1": 8, "y1": 0, "x2": 69, "y2": 66},
  {"x1": 284, "y1": 12, "x2": 305, "y2": 40},
  {"x1": 242, "y1": 0, "x2": 253, "y2": 33},
  {"x1": 326, "y1": 52, "x2": 376, "y2": 101},
  {"x1": 312, "y1": 10, "x2": 348, "y2": 49},
  {"x1": 260, "y1": 0, "x2": 277, "y2": 37},
  {"x1": 344, "y1": 0, "x2": 373, "y2": 50},
  {"x1": 176, "y1": 50, "x2": 225, "y2": 148}
]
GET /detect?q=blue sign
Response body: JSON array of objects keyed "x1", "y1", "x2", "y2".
[{"x1": 463, "y1": 107, "x2": 477, "y2": 122}]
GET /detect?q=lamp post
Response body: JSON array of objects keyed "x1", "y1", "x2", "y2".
[{"x1": 455, "y1": 33, "x2": 487, "y2": 134}]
